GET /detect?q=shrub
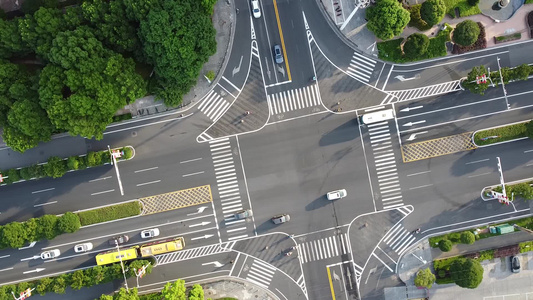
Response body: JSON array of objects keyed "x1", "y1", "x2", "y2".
[
  {"x1": 7, "y1": 168, "x2": 21, "y2": 183},
  {"x1": 122, "y1": 147, "x2": 133, "y2": 160},
  {"x1": 403, "y1": 33, "x2": 430, "y2": 59},
  {"x1": 408, "y1": 4, "x2": 431, "y2": 31},
  {"x1": 19, "y1": 167, "x2": 33, "y2": 180},
  {"x1": 527, "y1": 121, "x2": 533, "y2": 140},
  {"x1": 87, "y1": 151, "x2": 103, "y2": 167},
  {"x1": 439, "y1": 239, "x2": 453, "y2": 252},
  {"x1": 421, "y1": 0, "x2": 446, "y2": 26},
  {"x1": 460, "y1": 231, "x2": 476, "y2": 244},
  {"x1": 67, "y1": 156, "x2": 80, "y2": 170},
  {"x1": 415, "y1": 268, "x2": 436, "y2": 289},
  {"x1": 77, "y1": 201, "x2": 142, "y2": 226},
  {"x1": 206, "y1": 70, "x2": 215, "y2": 81},
  {"x1": 0, "y1": 222, "x2": 28, "y2": 248},
  {"x1": 38, "y1": 215, "x2": 59, "y2": 240},
  {"x1": 468, "y1": 0, "x2": 480, "y2": 5},
  {"x1": 438, "y1": 269, "x2": 446, "y2": 277},
  {"x1": 450, "y1": 258, "x2": 483, "y2": 288},
  {"x1": 44, "y1": 156, "x2": 67, "y2": 178},
  {"x1": 24, "y1": 218, "x2": 39, "y2": 242},
  {"x1": 453, "y1": 20, "x2": 480, "y2": 46},
  {"x1": 57, "y1": 212, "x2": 81, "y2": 233}
]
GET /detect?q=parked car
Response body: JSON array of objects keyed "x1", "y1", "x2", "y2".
[
  {"x1": 327, "y1": 189, "x2": 347, "y2": 200},
  {"x1": 511, "y1": 255, "x2": 521, "y2": 273},
  {"x1": 251, "y1": 0, "x2": 261, "y2": 18},
  {"x1": 74, "y1": 242, "x2": 93, "y2": 253},
  {"x1": 141, "y1": 228, "x2": 160, "y2": 239},
  {"x1": 271, "y1": 214, "x2": 290, "y2": 224},
  {"x1": 41, "y1": 249, "x2": 60, "y2": 260},
  {"x1": 273, "y1": 45, "x2": 284, "y2": 64},
  {"x1": 234, "y1": 209, "x2": 253, "y2": 220},
  {"x1": 108, "y1": 235, "x2": 129, "y2": 246}
]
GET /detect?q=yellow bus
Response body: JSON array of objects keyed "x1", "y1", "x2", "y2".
[
  {"x1": 95, "y1": 248, "x2": 139, "y2": 266},
  {"x1": 139, "y1": 237, "x2": 185, "y2": 257}
]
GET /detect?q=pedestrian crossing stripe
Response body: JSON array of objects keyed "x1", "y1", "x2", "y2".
[
  {"x1": 346, "y1": 52, "x2": 377, "y2": 83},
  {"x1": 198, "y1": 90, "x2": 231, "y2": 121},
  {"x1": 267, "y1": 85, "x2": 321, "y2": 115},
  {"x1": 246, "y1": 260, "x2": 276, "y2": 289},
  {"x1": 298, "y1": 234, "x2": 351, "y2": 263},
  {"x1": 156, "y1": 244, "x2": 229, "y2": 265},
  {"x1": 383, "y1": 80, "x2": 462, "y2": 104},
  {"x1": 382, "y1": 224, "x2": 415, "y2": 256}
]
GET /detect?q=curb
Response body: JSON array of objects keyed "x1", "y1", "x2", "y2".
[
  {"x1": 480, "y1": 177, "x2": 533, "y2": 201},
  {"x1": 471, "y1": 119, "x2": 531, "y2": 148}
]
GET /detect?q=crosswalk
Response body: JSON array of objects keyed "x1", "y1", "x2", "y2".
[
  {"x1": 267, "y1": 85, "x2": 321, "y2": 115},
  {"x1": 156, "y1": 244, "x2": 229, "y2": 265},
  {"x1": 383, "y1": 80, "x2": 462, "y2": 104},
  {"x1": 297, "y1": 233, "x2": 351, "y2": 264},
  {"x1": 198, "y1": 90, "x2": 231, "y2": 121},
  {"x1": 209, "y1": 138, "x2": 250, "y2": 241},
  {"x1": 382, "y1": 223, "x2": 416, "y2": 256},
  {"x1": 366, "y1": 120, "x2": 404, "y2": 210},
  {"x1": 246, "y1": 259, "x2": 277, "y2": 289},
  {"x1": 346, "y1": 52, "x2": 377, "y2": 83}
]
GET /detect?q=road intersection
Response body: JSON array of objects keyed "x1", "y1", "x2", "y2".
[{"x1": 0, "y1": 0, "x2": 532, "y2": 299}]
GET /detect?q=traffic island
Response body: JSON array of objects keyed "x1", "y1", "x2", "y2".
[{"x1": 472, "y1": 120, "x2": 532, "y2": 147}]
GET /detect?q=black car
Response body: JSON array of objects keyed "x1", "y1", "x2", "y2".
[
  {"x1": 108, "y1": 235, "x2": 129, "y2": 246},
  {"x1": 511, "y1": 255, "x2": 520, "y2": 273}
]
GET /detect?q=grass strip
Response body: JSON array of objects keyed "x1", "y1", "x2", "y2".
[
  {"x1": 77, "y1": 201, "x2": 141, "y2": 226},
  {"x1": 442, "y1": 0, "x2": 481, "y2": 17},
  {"x1": 474, "y1": 122, "x2": 529, "y2": 146}
]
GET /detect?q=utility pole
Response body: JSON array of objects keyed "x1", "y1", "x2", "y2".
[
  {"x1": 496, "y1": 57, "x2": 510, "y2": 110},
  {"x1": 115, "y1": 243, "x2": 129, "y2": 292},
  {"x1": 108, "y1": 145, "x2": 124, "y2": 196}
]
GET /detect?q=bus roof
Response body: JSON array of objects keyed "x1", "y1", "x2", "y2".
[
  {"x1": 140, "y1": 238, "x2": 185, "y2": 257},
  {"x1": 95, "y1": 248, "x2": 138, "y2": 266},
  {"x1": 361, "y1": 109, "x2": 394, "y2": 124}
]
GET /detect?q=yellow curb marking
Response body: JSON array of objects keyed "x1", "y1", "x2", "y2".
[{"x1": 401, "y1": 132, "x2": 477, "y2": 162}]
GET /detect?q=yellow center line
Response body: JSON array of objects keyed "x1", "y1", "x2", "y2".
[
  {"x1": 327, "y1": 267, "x2": 336, "y2": 300},
  {"x1": 272, "y1": 0, "x2": 292, "y2": 81}
]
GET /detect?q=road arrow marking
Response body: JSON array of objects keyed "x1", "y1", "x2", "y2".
[
  {"x1": 20, "y1": 255, "x2": 40, "y2": 261},
  {"x1": 403, "y1": 120, "x2": 426, "y2": 127},
  {"x1": 232, "y1": 56, "x2": 243, "y2": 77},
  {"x1": 394, "y1": 74, "x2": 420, "y2": 81},
  {"x1": 23, "y1": 268, "x2": 45, "y2": 274},
  {"x1": 202, "y1": 261, "x2": 224, "y2": 267},
  {"x1": 187, "y1": 206, "x2": 208, "y2": 216},
  {"x1": 400, "y1": 106, "x2": 423, "y2": 112},
  {"x1": 189, "y1": 221, "x2": 210, "y2": 228},
  {"x1": 18, "y1": 241, "x2": 37, "y2": 250},
  {"x1": 406, "y1": 131, "x2": 428, "y2": 141},
  {"x1": 347, "y1": 269, "x2": 353, "y2": 289},
  {"x1": 191, "y1": 234, "x2": 214, "y2": 241},
  {"x1": 264, "y1": 57, "x2": 271, "y2": 81}
]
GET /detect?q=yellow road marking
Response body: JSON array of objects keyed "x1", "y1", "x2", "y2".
[
  {"x1": 327, "y1": 267, "x2": 336, "y2": 300},
  {"x1": 401, "y1": 132, "x2": 476, "y2": 162},
  {"x1": 272, "y1": 0, "x2": 292, "y2": 81},
  {"x1": 141, "y1": 185, "x2": 213, "y2": 215}
]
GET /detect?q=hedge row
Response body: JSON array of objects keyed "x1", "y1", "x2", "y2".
[
  {"x1": 493, "y1": 181, "x2": 533, "y2": 201},
  {"x1": 0, "y1": 260, "x2": 152, "y2": 299},
  {"x1": 474, "y1": 121, "x2": 531, "y2": 146},
  {"x1": 428, "y1": 230, "x2": 477, "y2": 250},
  {"x1": 0, "y1": 201, "x2": 141, "y2": 249},
  {"x1": 78, "y1": 202, "x2": 142, "y2": 227},
  {"x1": 0, "y1": 147, "x2": 133, "y2": 185}
]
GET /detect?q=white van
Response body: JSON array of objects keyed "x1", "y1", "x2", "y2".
[{"x1": 360, "y1": 109, "x2": 394, "y2": 125}]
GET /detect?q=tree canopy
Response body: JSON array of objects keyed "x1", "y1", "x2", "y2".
[
  {"x1": 462, "y1": 65, "x2": 490, "y2": 95},
  {"x1": 415, "y1": 268, "x2": 436, "y2": 289},
  {"x1": 450, "y1": 258, "x2": 483, "y2": 288},
  {"x1": 366, "y1": 0, "x2": 410, "y2": 40},
  {"x1": 453, "y1": 20, "x2": 480, "y2": 46},
  {"x1": 420, "y1": 0, "x2": 446, "y2": 26},
  {"x1": 403, "y1": 33, "x2": 430, "y2": 59}
]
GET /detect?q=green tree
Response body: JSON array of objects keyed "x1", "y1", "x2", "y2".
[
  {"x1": 99, "y1": 295, "x2": 114, "y2": 300},
  {"x1": 38, "y1": 215, "x2": 59, "y2": 240},
  {"x1": 450, "y1": 257, "x2": 483, "y2": 288},
  {"x1": 468, "y1": 0, "x2": 480, "y2": 6},
  {"x1": 0, "y1": 222, "x2": 28, "y2": 248},
  {"x1": 21, "y1": 0, "x2": 59, "y2": 14},
  {"x1": 123, "y1": 0, "x2": 162, "y2": 22},
  {"x1": 24, "y1": 218, "x2": 39, "y2": 242},
  {"x1": 67, "y1": 156, "x2": 80, "y2": 170},
  {"x1": 70, "y1": 270, "x2": 86, "y2": 290},
  {"x1": 36, "y1": 277, "x2": 53, "y2": 295},
  {"x1": 527, "y1": 120, "x2": 533, "y2": 140},
  {"x1": 513, "y1": 64, "x2": 531, "y2": 81},
  {"x1": 127, "y1": 260, "x2": 153, "y2": 277},
  {"x1": 0, "y1": 19, "x2": 28, "y2": 58},
  {"x1": 201, "y1": 0, "x2": 218, "y2": 14},
  {"x1": 420, "y1": 0, "x2": 446, "y2": 26},
  {"x1": 460, "y1": 231, "x2": 475, "y2": 244},
  {"x1": 6, "y1": 168, "x2": 21, "y2": 183},
  {"x1": 453, "y1": 20, "x2": 480, "y2": 46},
  {"x1": 438, "y1": 239, "x2": 452, "y2": 252},
  {"x1": 462, "y1": 65, "x2": 490, "y2": 95},
  {"x1": 44, "y1": 156, "x2": 67, "y2": 178},
  {"x1": 85, "y1": 265, "x2": 106, "y2": 286},
  {"x1": 51, "y1": 274, "x2": 68, "y2": 294},
  {"x1": 139, "y1": 0, "x2": 216, "y2": 106},
  {"x1": 188, "y1": 284, "x2": 204, "y2": 300},
  {"x1": 403, "y1": 33, "x2": 429, "y2": 59},
  {"x1": 160, "y1": 280, "x2": 186, "y2": 300},
  {"x1": 415, "y1": 268, "x2": 436, "y2": 289},
  {"x1": 114, "y1": 288, "x2": 139, "y2": 300},
  {"x1": 57, "y1": 212, "x2": 81, "y2": 233},
  {"x1": 366, "y1": 0, "x2": 410, "y2": 40},
  {"x1": 7, "y1": 99, "x2": 54, "y2": 142}
]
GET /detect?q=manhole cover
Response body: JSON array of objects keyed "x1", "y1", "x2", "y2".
[{"x1": 131, "y1": 131, "x2": 137, "y2": 137}]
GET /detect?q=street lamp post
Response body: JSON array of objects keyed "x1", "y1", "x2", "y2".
[
  {"x1": 115, "y1": 243, "x2": 129, "y2": 292},
  {"x1": 496, "y1": 57, "x2": 510, "y2": 110},
  {"x1": 133, "y1": 262, "x2": 151, "y2": 288}
]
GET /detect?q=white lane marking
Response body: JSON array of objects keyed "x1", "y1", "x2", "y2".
[
  {"x1": 91, "y1": 189, "x2": 115, "y2": 196},
  {"x1": 0, "y1": 255, "x2": 10, "y2": 259},
  {"x1": 182, "y1": 171, "x2": 205, "y2": 177},
  {"x1": 409, "y1": 184, "x2": 434, "y2": 190},
  {"x1": 0, "y1": 267, "x2": 13, "y2": 272},
  {"x1": 180, "y1": 157, "x2": 202, "y2": 164},
  {"x1": 465, "y1": 158, "x2": 490, "y2": 165},
  {"x1": 525, "y1": 149, "x2": 533, "y2": 153},
  {"x1": 89, "y1": 176, "x2": 112, "y2": 182},
  {"x1": 134, "y1": 166, "x2": 159, "y2": 173},
  {"x1": 31, "y1": 188, "x2": 55, "y2": 194},
  {"x1": 406, "y1": 170, "x2": 431, "y2": 177},
  {"x1": 136, "y1": 180, "x2": 161, "y2": 187},
  {"x1": 527, "y1": 163, "x2": 533, "y2": 167},
  {"x1": 468, "y1": 172, "x2": 492, "y2": 178},
  {"x1": 33, "y1": 201, "x2": 57, "y2": 207}
]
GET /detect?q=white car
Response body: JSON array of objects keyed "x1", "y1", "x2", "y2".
[
  {"x1": 251, "y1": 0, "x2": 261, "y2": 18},
  {"x1": 41, "y1": 249, "x2": 60, "y2": 260},
  {"x1": 74, "y1": 242, "x2": 93, "y2": 253},
  {"x1": 141, "y1": 228, "x2": 160, "y2": 239},
  {"x1": 327, "y1": 189, "x2": 347, "y2": 200}
]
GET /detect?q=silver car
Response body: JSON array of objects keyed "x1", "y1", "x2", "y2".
[
  {"x1": 234, "y1": 209, "x2": 253, "y2": 220},
  {"x1": 327, "y1": 189, "x2": 347, "y2": 200},
  {"x1": 41, "y1": 249, "x2": 60, "y2": 260},
  {"x1": 74, "y1": 242, "x2": 93, "y2": 253},
  {"x1": 273, "y1": 45, "x2": 283, "y2": 64},
  {"x1": 271, "y1": 214, "x2": 290, "y2": 224}
]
